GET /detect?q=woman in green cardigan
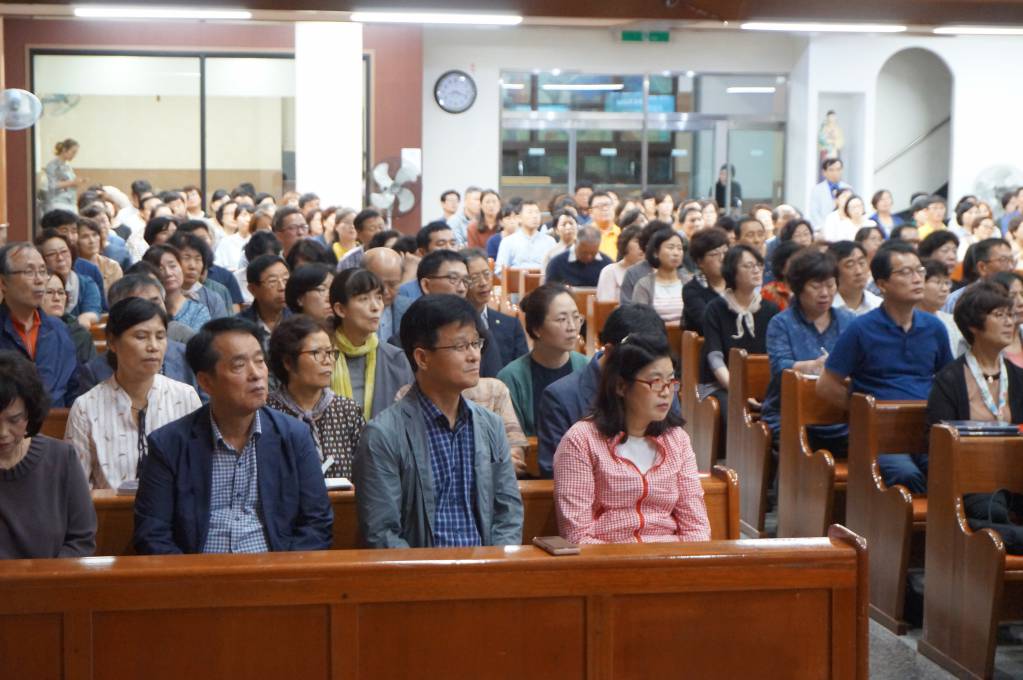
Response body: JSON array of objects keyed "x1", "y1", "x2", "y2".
[{"x1": 498, "y1": 283, "x2": 588, "y2": 437}]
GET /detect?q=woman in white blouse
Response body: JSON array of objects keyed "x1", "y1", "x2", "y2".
[
  {"x1": 596, "y1": 224, "x2": 644, "y2": 303},
  {"x1": 66, "y1": 297, "x2": 201, "y2": 489}
]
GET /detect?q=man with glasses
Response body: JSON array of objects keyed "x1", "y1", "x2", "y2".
[
  {"x1": 397, "y1": 221, "x2": 459, "y2": 302},
  {"x1": 941, "y1": 237, "x2": 1017, "y2": 313},
  {"x1": 270, "y1": 206, "x2": 309, "y2": 259},
  {"x1": 0, "y1": 243, "x2": 79, "y2": 406},
  {"x1": 354, "y1": 294, "x2": 523, "y2": 548},
  {"x1": 817, "y1": 241, "x2": 953, "y2": 493},
  {"x1": 588, "y1": 191, "x2": 620, "y2": 259},
  {"x1": 463, "y1": 249, "x2": 528, "y2": 371},
  {"x1": 239, "y1": 255, "x2": 292, "y2": 352}
]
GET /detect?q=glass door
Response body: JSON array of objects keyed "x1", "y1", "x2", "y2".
[{"x1": 726, "y1": 124, "x2": 786, "y2": 209}]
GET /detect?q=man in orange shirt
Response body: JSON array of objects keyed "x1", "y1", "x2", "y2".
[{"x1": 589, "y1": 191, "x2": 621, "y2": 260}]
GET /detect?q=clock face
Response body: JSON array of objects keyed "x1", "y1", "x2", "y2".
[{"x1": 434, "y1": 70, "x2": 477, "y2": 114}]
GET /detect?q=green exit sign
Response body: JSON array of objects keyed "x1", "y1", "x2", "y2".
[
  {"x1": 648, "y1": 31, "x2": 670, "y2": 42},
  {"x1": 621, "y1": 30, "x2": 671, "y2": 43},
  {"x1": 621, "y1": 30, "x2": 644, "y2": 42}
]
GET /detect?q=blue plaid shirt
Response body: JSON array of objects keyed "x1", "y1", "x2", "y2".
[
  {"x1": 415, "y1": 386, "x2": 482, "y2": 547},
  {"x1": 202, "y1": 411, "x2": 270, "y2": 554}
]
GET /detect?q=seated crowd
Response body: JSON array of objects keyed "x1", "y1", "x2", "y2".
[{"x1": 2, "y1": 161, "x2": 1022, "y2": 564}]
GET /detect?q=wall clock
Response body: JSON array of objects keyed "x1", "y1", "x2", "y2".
[{"x1": 434, "y1": 70, "x2": 477, "y2": 114}]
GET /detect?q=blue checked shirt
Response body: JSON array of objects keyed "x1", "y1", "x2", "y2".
[
  {"x1": 203, "y1": 411, "x2": 270, "y2": 554},
  {"x1": 415, "y1": 387, "x2": 482, "y2": 547}
]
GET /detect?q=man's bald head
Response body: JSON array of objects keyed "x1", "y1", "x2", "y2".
[{"x1": 363, "y1": 247, "x2": 403, "y2": 306}]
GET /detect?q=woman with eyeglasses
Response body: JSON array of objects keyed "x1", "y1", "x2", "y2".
[
  {"x1": 989, "y1": 271, "x2": 1023, "y2": 368},
  {"x1": 34, "y1": 228, "x2": 102, "y2": 329},
  {"x1": 498, "y1": 283, "x2": 588, "y2": 438},
  {"x1": 40, "y1": 271, "x2": 95, "y2": 365},
  {"x1": 553, "y1": 333, "x2": 710, "y2": 544},
  {"x1": 268, "y1": 315, "x2": 365, "y2": 479},
  {"x1": 329, "y1": 268, "x2": 413, "y2": 420},
  {"x1": 66, "y1": 298, "x2": 201, "y2": 490}
]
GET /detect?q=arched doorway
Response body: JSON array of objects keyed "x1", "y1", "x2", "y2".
[{"x1": 873, "y1": 48, "x2": 953, "y2": 211}]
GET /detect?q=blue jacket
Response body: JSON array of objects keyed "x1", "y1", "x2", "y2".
[
  {"x1": 103, "y1": 233, "x2": 133, "y2": 271},
  {"x1": 133, "y1": 405, "x2": 333, "y2": 554},
  {"x1": 397, "y1": 279, "x2": 423, "y2": 302},
  {"x1": 74, "y1": 258, "x2": 107, "y2": 311},
  {"x1": 75, "y1": 340, "x2": 199, "y2": 396},
  {"x1": 208, "y1": 264, "x2": 244, "y2": 305},
  {"x1": 0, "y1": 305, "x2": 79, "y2": 407},
  {"x1": 486, "y1": 308, "x2": 529, "y2": 370}
]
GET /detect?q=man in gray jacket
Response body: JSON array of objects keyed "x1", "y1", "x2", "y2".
[{"x1": 353, "y1": 294, "x2": 523, "y2": 548}]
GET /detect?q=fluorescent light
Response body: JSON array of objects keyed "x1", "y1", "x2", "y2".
[
  {"x1": 541, "y1": 83, "x2": 625, "y2": 92},
  {"x1": 349, "y1": 11, "x2": 522, "y2": 26},
  {"x1": 741, "y1": 21, "x2": 906, "y2": 33},
  {"x1": 726, "y1": 86, "x2": 777, "y2": 94},
  {"x1": 934, "y1": 25, "x2": 1023, "y2": 36},
  {"x1": 74, "y1": 6, "x2": 252, "y2": 20},
  {"x1": 501, "y1": 83, "x2": 525, "y2": 90}
]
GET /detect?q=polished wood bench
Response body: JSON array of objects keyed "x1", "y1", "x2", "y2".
[
  {"x1": 777, "y1": 370, "x2": 848, "y2": 538},
  {"x1": 93, "y1": 471, "x2": 741, "y2": 556},
  {"x1": 0, "y1": 527, "x2": 868, "y2": 680},
  {"x1": 40, "y1": 407, "x2": 70, "y2": 439},
  {"x1": 681, "y1": 330, "x2": 720, "y2": 472},
  {"x1": 725, "y1": 348, "x2": 773, "y2": 537},
  {"x1": 919, "y1": 426, "x2": 1023, "y2": 679},
  {"x1": 584, "y1": 296, "x2": 617, "y2": 355},
  {"x1": 846, "y1": 394, "x2": 929, "y2": 634}
]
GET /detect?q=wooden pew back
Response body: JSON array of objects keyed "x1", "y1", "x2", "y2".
[
  {"x1": 777, "y1": 370, "x2": 848, "y2": 538},
  {"x1": 724, "y1": 349, "x2": 773, "y2": 537},
  {"x1": 920, "y1": 426, "x2": 1023, "y2": 679},
  {"x1": 680, "y1": 330, "x2": 720, "y2": 472},
  {"x1": 584, "y1": 296, "x2": 617, "y2": 355},
  {"x1": 93, "y1": 472, "x2": 741, "y2": 557},
  {"x1": 846, "y1": 393, "x2": 929, "y2": 634},
  {"x1": 0, "y1": 530, "x2": 868, "y2": 680},
  {"x1": 40, "y1": 407, "x2": 70, "y2": 440}
]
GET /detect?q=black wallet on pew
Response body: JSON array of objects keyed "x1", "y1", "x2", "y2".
[{"x1": 941, "y1": 420, "x2": 1021, "y2": 436}]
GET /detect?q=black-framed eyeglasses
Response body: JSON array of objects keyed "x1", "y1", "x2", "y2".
[
  {"x1": 298, "y1": 348, "x2": 341, "y2": 363},
  {"x1": 429, "y1": 338, "x2": 486, "y2": 353},
  {"x1": 426, "y1": 274, "x2": 471, "y2": 288}
]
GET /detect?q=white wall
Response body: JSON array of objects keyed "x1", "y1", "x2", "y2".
[{"x1": 421, "y1": 26, "x2": 806, "y2": 209}]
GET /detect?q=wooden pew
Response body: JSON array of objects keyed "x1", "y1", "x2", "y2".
[
  {"x1": 0, "y1": 528, "x2": 868, "y2": 680},
  {"x1": 725, "y1": 349, "x2": 773, "y2": 538},
  {"x1": 584, "y1": 296, "x2": 617, "y2": 355},
  {"x1": 919, "y1": 426, "x2": 1023, "y2": 679},
  {"x1": 40, "y1": 407, "x2": 70, "y2": 439},
  {"x1": 93, "y1": 471, "x2": 741, "y2": 556},
  {"x1": 845, "y1": 394, "x2": 929, "y2": 634},
  {"x1": 680, "y1": 331, "x2": 720, "y2": 472},
  {"x1": 521, "y1": 269, "x2": 542, "y2": 298},
  {"x1": 776, "y1": 370, "x2": 849, "y2": 539}
]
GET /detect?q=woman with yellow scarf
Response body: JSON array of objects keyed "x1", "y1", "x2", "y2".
[{"x1": 329, "y1": 268, "x2": 414, "y2": 420}]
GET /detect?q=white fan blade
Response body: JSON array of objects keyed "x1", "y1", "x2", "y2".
[
  {"x1": 372, "y1": 163, "x2": 394, "y2": 191},
  {"x1": 396, "y1": 187, "x2": 416, "y2": 213},
  {"x1": 370, "y1": 192, "x2": 395, "y2": 210},
  {"x1": 394, "y1": 163, "x2": 420, "y2": 186}
]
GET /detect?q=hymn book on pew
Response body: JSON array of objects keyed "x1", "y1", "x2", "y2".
[{"x1": 941, "y1": 420, "x2": 1022, "y2": 436}]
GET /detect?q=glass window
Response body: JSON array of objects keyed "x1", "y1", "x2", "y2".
[
  {"x1": 33, "y1": 54, "x2": 201, "y2": 216},
  {"x1": 500, "y1": 129, "x2": 568, "y2": 204},
  {"x1": 204, "y1": 57, "x2": 295, "y2": 199},
  {"x1": 695, "y1": 74, "x2": 787, "y2": 116},
  {"x1": 727, "y1": 129, "x2": 785, "y2": 206}
]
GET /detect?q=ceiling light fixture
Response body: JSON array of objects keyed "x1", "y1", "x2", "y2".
[
  {"x1": 541, "y1": 83, "x2": 625, "y2": 91},
  {"x1": 726, "y1": 86, "x2": 777, "y2": 94},
  {"x1": 349, "y1": 11, "x2": 522, "y2": 26},
  {"x1": 934, "y1": 25, "x2": 1023, "y2": 36},
  {"x1": 501, "y1": 83, "x2": 525, "y2": 90},
  {"x1": 741, "y1": 21, "x2": 906, "y2": 33},
  {"x1": 74, "y1": 6, "x2": 252, "y2": 20}
]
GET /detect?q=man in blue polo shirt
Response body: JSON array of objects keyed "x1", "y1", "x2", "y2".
[{"x1": 817, "y1": 241, "x2": 952, "y2": 493}]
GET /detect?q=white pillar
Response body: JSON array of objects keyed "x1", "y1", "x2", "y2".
[{"x1": 295, "y1": 22, "x2": 363, "y2": 208}]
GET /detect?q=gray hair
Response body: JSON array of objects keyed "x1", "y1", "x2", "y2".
[
  {"x1": 108, "y1": 274, "x2": 166, "y2": 305},
  {"x1": 460, "y1": 247, "x2": 489, "y2": 265},
  {"x1": 0, "y1": 243, "x2": 38, "y2": 276},
  {"x1": 577, "y1": 226, "x2": 602, "y2": 245}
]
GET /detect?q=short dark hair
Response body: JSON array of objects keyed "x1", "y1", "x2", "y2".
[
  {"x1": 271, "y1": 206, "x2": 302, "y2": 233},
  {"x1": 143, "y1": 216, "x2": 178, "y2": 245},
  {"x1": 76, "y1": 216, "x2": 102, "y2": 237},
  {"x1": 285, "y1": 238, "x2": 333, "y2": 270},
  {"x1": 40, "y1": 209, "x2": 78, "y2": 231},
  {"x1": 871, "y1": 189, "x2": 891, "y2": 210},
  {"x1": 636, "y1": 220, "x2": 674, "y2": 253},
  {"x1": 821, "y1": 157, "x2": 843, "y2": 172},
  {"x1": 246, "y1": 254, "x2": 287, "y2": 286},
  {"x1": 689, "y1": 227, "x2": 730, "y2": 262},
  {"x1": 368, "y1": 229, "x2": 401, "y2": 249},
  {"x1": 399, "y1": 294, "x2": 481, "y2": 372},
  {"x1": 0, "y1": 350, "x2": 50, "y2": 437},
  {"x1": 890, "y1": 224, "x2": 919, "y2": 242},
  {"x1": 159, "y1": 190, "x2": 183, "y2": 205},
  {"x1": 141, "y1": 243, "x2": 181, "y2": 272},
  {"x1": 854, "y1": 226, "x2": 884, "y2": 244},
  {"x1": 918, "y1": 230, "x2": 960, "y2": 259},
  {"x1": 131, "y1": 179, "x2": 153, "y2": 199},
  {"x1": 285, "y1": 263, "x2": 333, "y2": 313},
  {"x1": 297, "y1": 192, "x2": 319, "y2": 210},
  {"x1": 417, "y1": 249, "x2": 467, "y2": 282},
  {"x1": 441, "y1": 189, "x2": 460, "y2": 202},
  {"x1": 268, "y1": 314, "x2": 330, "y2": 385},
  {"x1": 329, "y1": 268, "x2": 384, "y2": 325},
  {"x1": 392, "y1": 235, "x2": 417, "y2": 255},
  {"x1": 417, "y1": 221, "x2": 454, "y2": 251},
  {"x1": 645, "y1": 229, "x2": 684, "y2": 269},
  {"x1": 973, "y1": 237, "x2": 1011, "y2": 266},
  {"x1": 615, "y1": 225, "x2": 643, "y2": 262},
  {"x1": 989, "y1": 270, "x2": 1023, "y2": 296},
  {"x1": 599, "y1": 304, "x2": 667, "y2": 346},
  {"x1": 735, "y1": 216, "x2": 762, "y2": 238},
  {"x1": 34, "y1": 228, "x2": 72, "y2": 254},
  {"x1": 353, "y1": 209, "x2": 382, "y2": 235},
  {"x1": 215, "y1": 200, "x2": 238, "y2": 225},
  {"x1": 954, "y1": 280, "x2": 1013, "y2": 346},
  {"x1": 771, "y1": 240, "x2": 805, "y2": 282},
  {"x1": 871, "y1": 240, "x2": 917, "y2": 281},
  {"x1": 574, "y1": 180, "x2": 595, "y2": 193},
  {"x1": 922, "y1": 258, "x2": 950, "y2": 280},
  {"x1": 244, "y1": 231, "x2": 282, "y2": 262},
  {"x1": 786, "y1": 249, "x2": 837, "y2": 296},
  {"x1": 781, "y1": 218, "x2": 814, "y2": 242},
  {"x1": 168, "y1": 232, "x2": 213, "y2": 273},
  {"x1": 827, "y1": 240, "x2": 867, "y2": 263},
  {"x1": 722, "y1": 244, "x2": 764, "y2": 290},
  {"x1": 185, "y1": 317, "x2": 263, "y2": 376},
  {"x1": 592, "y1": 333, "x2": 683, "y2": 439},
  {"x1": 105, "y1": 298, "x2": 168, "y2": 370},
  {"x1": 520, "y1": 282, "x2": 572, "y2": 340},
  {"x1": 177, "y1": 219, "x2": 212, "y2": 239}
]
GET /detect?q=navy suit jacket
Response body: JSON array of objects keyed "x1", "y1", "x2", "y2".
[
  {"x1": 133, "y1": 405, "x2": 333, "y2": 554},
  {"x1": 487, "y1": 308, "x2": 529, "y2": 370}
]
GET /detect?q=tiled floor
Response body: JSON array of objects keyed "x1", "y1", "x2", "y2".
[{"x1": 869, "y1": 620, "x2": 1023, "y2": 679}]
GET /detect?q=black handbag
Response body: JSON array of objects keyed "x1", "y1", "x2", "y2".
[{"x1": 964, "y1": 489, "x2": 1023, "y2": 555}]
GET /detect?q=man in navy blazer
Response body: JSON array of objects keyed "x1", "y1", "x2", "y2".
[
  {"x1": 134, "y1": 317, "x2": 332, "y2": 554},
  {"x1": 464, "y1": 249, "x2": 529, "y2": 369}
]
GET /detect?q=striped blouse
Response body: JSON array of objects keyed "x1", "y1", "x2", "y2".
[{"x1": 66, "y1": 374, "x2": 202, "y2": 489}]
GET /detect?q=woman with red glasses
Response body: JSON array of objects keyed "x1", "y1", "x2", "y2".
[{"x1": 553, "y1": 333, "x2": 710, "y2": 544}]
